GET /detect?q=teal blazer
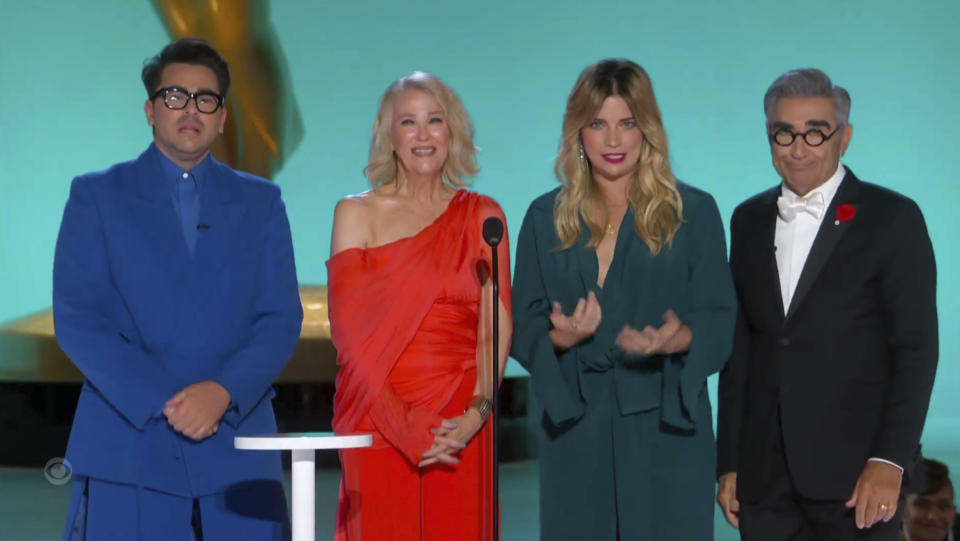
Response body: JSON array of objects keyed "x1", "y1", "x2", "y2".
[
  {"x1": 511, "y1": 183, "x2": 736, "y2": 540},
  {"x1": 512, "y1": 183, "x2": 736, "y2": 429}
]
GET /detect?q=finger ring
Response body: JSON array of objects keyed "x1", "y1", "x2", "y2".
[
  {"x1": 571, "y1": 322, "x2": 579, "y2": 330},
  {"x1": 879, "y1": 504, "x2": 888, "y2": 512}
]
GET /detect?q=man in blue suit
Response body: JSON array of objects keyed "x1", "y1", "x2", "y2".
[{"x1": 54, "y1": 38, "x2": 303, "y2": 540}]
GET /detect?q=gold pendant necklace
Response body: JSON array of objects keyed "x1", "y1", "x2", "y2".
[{"x1": 605, "y1": 223, "x2": 616, "y2": 236}]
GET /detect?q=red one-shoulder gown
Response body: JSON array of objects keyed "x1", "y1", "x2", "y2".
[{"x1": 327, "y1": 190, "x2": 512, "y2": 541}]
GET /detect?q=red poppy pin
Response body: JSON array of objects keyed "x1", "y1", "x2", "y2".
[{"x1": 835, "y1": 204, "x2": 856, "y2": 225}]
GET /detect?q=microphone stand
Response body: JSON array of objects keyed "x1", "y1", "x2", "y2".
[{"x1": 482, "y1": 217, "x2": 503, "y2": 541}]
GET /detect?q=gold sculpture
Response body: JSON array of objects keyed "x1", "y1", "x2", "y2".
[
  {"x1": 0, "y1": 286, "x2": 334, "y2": 383},
  {"x1": 150, "y1": 0, "x2": 303, "y2": 179}
]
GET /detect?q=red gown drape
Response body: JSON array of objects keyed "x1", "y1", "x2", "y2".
[{"x1": 327, "y1": 190, "x2": 512, "y2": 541}]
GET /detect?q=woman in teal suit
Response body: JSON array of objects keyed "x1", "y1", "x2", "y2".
[{"x1": 511, "y1": 59, "x2": 736, "y2": 540}]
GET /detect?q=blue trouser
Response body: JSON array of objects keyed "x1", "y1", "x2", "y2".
[{"x1": 63, "y1": 475, "x2": 290, "y2": 541}]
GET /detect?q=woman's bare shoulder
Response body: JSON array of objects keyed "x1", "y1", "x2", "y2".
[{"x1": 332, "y1": 191, "x2": 377, "y2": 254}]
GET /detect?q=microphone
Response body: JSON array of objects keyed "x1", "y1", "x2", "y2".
[
  {"x1": 481, "y1": 215, "x2": 503, "y2": 541},
  {"x1": 482, "y1": 217, "x2": 504, "y2": 246},
  {"x1": 197, "y1": 224, "x2": 211, "y2": 230}
]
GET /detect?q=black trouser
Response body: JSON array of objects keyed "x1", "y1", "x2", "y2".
[{"x1": 739, "y1": 408, "x2": 902, "y2": 541}]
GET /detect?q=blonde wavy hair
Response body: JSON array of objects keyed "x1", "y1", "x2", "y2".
[
  {"x1": 554, "y1": 59, "x2": 683, "y2": 254},
  {"x1": 364, "y1": 71, "x2": 479, "y2": 188}
]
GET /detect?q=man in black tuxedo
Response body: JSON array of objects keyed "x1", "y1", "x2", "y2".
[{"x1": 716, "y1": 68, "x2": 939, "y2": 540}]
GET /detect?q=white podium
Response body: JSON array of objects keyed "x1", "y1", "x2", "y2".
[{"x1": 235, "y1": 432, "x2": 372, "y2": 541}]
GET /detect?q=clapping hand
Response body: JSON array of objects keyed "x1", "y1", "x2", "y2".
[
  {"x1": 549, "y1": 291, "x2": 602, "y2": 350},
  {"x1": 616, "y1": 309, "x2": 692, "y2": 356}
]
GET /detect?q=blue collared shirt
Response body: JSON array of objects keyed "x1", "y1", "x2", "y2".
[
  {"x1": 152, "y1": 144, "x2": 212, "y2": 253},
  {"x1": 153, "y1": 144, "x2": 212, "y2": 216}
]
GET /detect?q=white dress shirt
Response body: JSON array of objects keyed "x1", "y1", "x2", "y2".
[
  {"x1": 774, "y1": 163, "x2": 845, "y2": 312},
  {"x1": 774, "y1": 162, "x2": 902, "y2": 473}
]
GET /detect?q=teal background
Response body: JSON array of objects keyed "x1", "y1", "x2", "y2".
[{"x1": 1, "y1": 1, "x2": 957, "y2": 536}]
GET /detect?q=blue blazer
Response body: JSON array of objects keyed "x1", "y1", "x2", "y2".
[{"x1": 53, "y1": 144, "x2": 303, "y2": 497}]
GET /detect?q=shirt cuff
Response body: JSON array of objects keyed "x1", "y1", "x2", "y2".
[{"x1": 868, "y1": 457, "x2": 903, "y2": 473}]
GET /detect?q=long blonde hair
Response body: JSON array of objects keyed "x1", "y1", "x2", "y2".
[
  {"x1": 364, "y1": 71, "x2": 479, "y2": 188},
  {"x1": 554, "y1": 59, "x2": 683, "y2": 254}
]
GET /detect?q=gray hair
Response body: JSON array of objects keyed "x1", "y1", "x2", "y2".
[{"x1": 764, "y1": 68, "x2": 851, "y2": 127}]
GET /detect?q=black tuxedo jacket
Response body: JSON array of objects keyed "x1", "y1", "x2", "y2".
[{"x1": 717, "y1": 167, "x2": 938, "y2": 502}]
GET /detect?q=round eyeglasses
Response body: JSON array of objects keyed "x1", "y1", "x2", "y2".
[
  {"x1": 151, "y1": 86, "x2": 224, "y2": 114},
  {"x1": 770, "y1": 126, "x2": 840, "y2": 147}
]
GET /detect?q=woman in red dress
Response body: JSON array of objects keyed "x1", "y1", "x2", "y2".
[{"x1": 327, "y1": 71, "x2": 512, "y2": 541}]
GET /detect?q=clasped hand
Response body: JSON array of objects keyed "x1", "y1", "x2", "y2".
[
  {"x1": 616, "y1": 308, "x2": 691, "y2": 356},
  {"x1": 163, "y1": 381, "x2": 231, "y2": 441},
  {"x1": 419, "y1": 409, "x2": 485, "y2": 468}
]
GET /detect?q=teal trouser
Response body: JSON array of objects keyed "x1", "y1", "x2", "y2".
[{"x1": 538, "y1": 370, "x2": 716, "y2": 541}]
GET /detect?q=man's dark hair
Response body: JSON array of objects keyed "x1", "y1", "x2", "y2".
[
  {"x1": 141, "y1": 38, "x2": 231, "y2": 98},
  {"x1": 919, "y1": 458, "x2": 954, "y2": 495}
]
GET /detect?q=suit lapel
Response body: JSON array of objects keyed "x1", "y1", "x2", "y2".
[
  {"x1": 604, "y1": 208, "x2": 648, "y2": 309},
  {"x1": 596, "y1": 208, "x2": 651, "y2": 342},
  {"x1": 785, "y1": 170, "x2": 860, "y2": 320},
  {"x1": 759, "y1": 190, "x2": 787, "y2": 321},
  {"x1": 127, "y1": 147, "x2": 191, "y2": 276},
  {"x1": 122, "y1": 147, "x2": 192, "y2": 349},
  {"x1": 186, "y1": 160, "x2": 247, "y2": 298},
  {"x1": 744, "y1": 188, "x2": 788, "y2": 324},
  {"x1": 127, "y1": 150, "x2": 247, "y2": 337},
  {"x1": 571, "y1": 208, "x2": 642, "y2": 297},
  {"x1": 573, "y1": 214, "x2": 598, "y2": 295}
]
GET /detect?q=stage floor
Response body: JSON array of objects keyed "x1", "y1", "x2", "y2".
[{"x1": 0, "y1": 461, "x2": 748, "y2": 541}]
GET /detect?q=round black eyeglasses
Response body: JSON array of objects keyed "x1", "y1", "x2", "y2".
[
  {"x1": 151, "y1": 86, "x2": 224, "y2": 114},
  {"x1": 769, "y1": 126, "x2": 840, "y2": 147}
]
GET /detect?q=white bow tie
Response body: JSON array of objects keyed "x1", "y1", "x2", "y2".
[{"x1": 777, "y1": 191, "x2": 825, "y2": 222}]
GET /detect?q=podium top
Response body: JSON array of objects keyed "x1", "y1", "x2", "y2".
[{"x1": 235, "y1": 432, "x2": 373, "y2": 451}]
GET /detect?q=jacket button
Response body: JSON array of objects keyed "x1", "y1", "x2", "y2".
[{"x1": 778, "y1": 338, "x2": 790, "y2": 346}]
